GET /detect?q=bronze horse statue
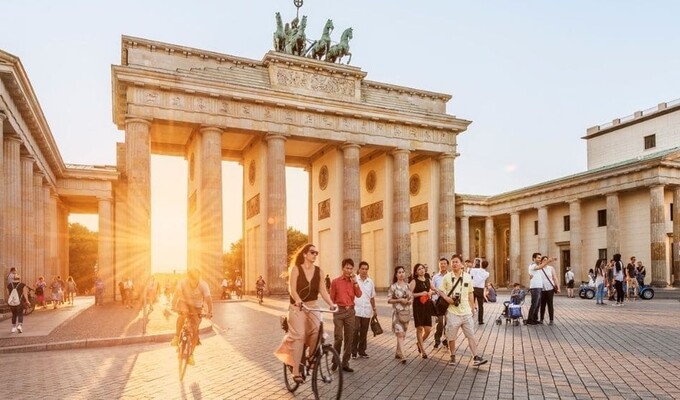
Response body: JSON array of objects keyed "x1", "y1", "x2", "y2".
[
  {"x1": 285, "y1": 15, "x2": 307, "y2": 56},
  {"x1": 273, "y1": 12, "x2": 286, "y2": 52},
  {"x1": 306, "y1": 19, "x2": 334, "y2": 60},
  {"x1": 325, "y1": 27, "x2": 353, "y2": 64}
]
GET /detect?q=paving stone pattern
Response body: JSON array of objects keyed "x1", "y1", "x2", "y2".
[{"x1": 1, "y1": 295, "x2": 679, "y2": 399}]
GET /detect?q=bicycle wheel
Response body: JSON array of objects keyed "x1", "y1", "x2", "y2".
[
  {"x1": 283, "y1": 363, "x2": 300, "y2": 392},
  {"x1": 178, "y1": 332, "x2": 190, "y2": 381},
  {"x1": 312, "y1": 345, "x2": 342, "y2": 400}
]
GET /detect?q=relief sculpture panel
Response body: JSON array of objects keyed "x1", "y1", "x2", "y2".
[
  {"x1": 361, "y1": 201, "x2": 383, "y2": 224},
  {"x1": 275, "y1": 69, "x2": 355, "y2": 97},
  {"x1": 410, "y1": 203, "x2": 428, "y2": 224},
  {"x1": 246, "y1": 193, "x2": 260, "y2": 219}
]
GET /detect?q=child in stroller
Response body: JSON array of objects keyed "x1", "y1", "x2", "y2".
[{"x1": 496, "y1": 283, "x2": 526, "y2": 326}]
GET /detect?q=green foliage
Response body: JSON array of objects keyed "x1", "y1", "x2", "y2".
[
  {"x1": 68, "y1": 222, "x2": 98, "y2": 291},
  {"x1": 222, "y1": 227, "x2": 309, "y2": 276}
]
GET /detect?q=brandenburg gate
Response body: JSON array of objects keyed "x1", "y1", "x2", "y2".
[{"x1": 112, "y1": 34, "x2": 470, "y2": 293}]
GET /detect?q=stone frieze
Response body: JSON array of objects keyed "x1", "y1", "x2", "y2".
[
  {"x1": 246, "y1": 193, "x2": 260, "y2": 219},
  {"x1": 361, "y1": 201, "x2": 383, "y2": 224}
]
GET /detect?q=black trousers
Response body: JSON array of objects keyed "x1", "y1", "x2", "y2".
[
  {"x1": 434, "y1": 313, "x2": 446, "y2": 344},
  {"x1": 528, "y1": 288, "x2": 542, "y2": 323},
  {"x1": 351, "y1": 316, "x2": 370, "y2": 356},
  {"x1": 473, "y1": 287, "x2": 485, "y2": 323},
  {"x1": 614, "y1": 280, "x2": 625, "y2": 303},
  {"x1": 539, "y1": 289, "x2": 555, "y2": 322}
]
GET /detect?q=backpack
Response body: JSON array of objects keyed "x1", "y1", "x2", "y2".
[{"x1": 8, "y1": 284, "x2": 21, "y2": 306}]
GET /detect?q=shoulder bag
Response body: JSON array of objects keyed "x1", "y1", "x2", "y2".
[{"x1": 434, "y1": 276, "x2": 461, "y2": 316}]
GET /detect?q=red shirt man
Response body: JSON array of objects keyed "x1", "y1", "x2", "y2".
[{"x1": 329, "y1": 259, "x2": 362, "y2": 372}]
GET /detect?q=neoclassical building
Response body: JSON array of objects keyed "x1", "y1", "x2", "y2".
[{"x1": 2, "y1": 36, "x2": 679, "y2": 302}]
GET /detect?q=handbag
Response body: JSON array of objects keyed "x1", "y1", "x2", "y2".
[
  {"x1": 370, "y1": 315, "x2": 383, "y2": 336},
  {"x1": 396, "y1": 309, "x2": 410, "y2": 324},
  {"x1": 434, "y1": 276, "x2": 462, "y2": 316}
]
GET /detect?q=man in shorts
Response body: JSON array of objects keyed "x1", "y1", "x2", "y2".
[
  {"x1": 437, "y1": 254, "x2": 488, "y2": 367},
  {"x1": 564, "y1": 266, "x2": 575, "y2": 298},
  {"x1": 171, "y1": 268, "x2": 214, "y2": 365}
]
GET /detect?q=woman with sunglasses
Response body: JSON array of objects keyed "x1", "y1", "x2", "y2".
[{"x1": 274, "y1": 244, "x2": 337, "y2": 383}]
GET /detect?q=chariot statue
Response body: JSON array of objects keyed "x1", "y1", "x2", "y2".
[
  {"x1": 306, "y1": 19, "x2": 334, "y2": 60},
  {"x1": 325, "y1": 27, "x2": 353, "y2": 64}
]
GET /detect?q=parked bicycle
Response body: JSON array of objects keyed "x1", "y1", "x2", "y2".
[
  {"x1": 282, "y1": 304, "x2": 342, "y2": 399},
  {"x1": 177, "y1": 312, "x2": 205, "y2": 381},
  {"x1": 23, "y1": 287, "x2": 36, "y2": 315}
]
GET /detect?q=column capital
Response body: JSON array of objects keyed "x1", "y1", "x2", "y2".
[
  {"x1": 97, "y1": 195, "x2": 114, "y2": 203},
  {"x1": 649, "y1": 183, "x2": 666, "y2": 190},
  {"x1": 436, "y1": 152, "x2": 456, "y2": 161},
  {"x1": 264, "y1": 133, "x2": 288, "y2": 142},
  {"x1": 340, "y1": 142, "x2": 362, "y2": 151},
  {"x1": 4, "y1": 133, "x2": 22, "y2": 144},
  {"x1": 124, "y1": 117, "x2": 152, "y2": 128},
  {"x1": 568, "y1": 198, "x2": 581, "y2": 204},
  {"x1": 20, "y1": 154, "x2": 35, "y2": 163},
  {"x1": 390, "y1": 148, "x2": 410, "y2": 156},
  {"x1": 605, "y1": 192, "x2": 619, "y2": 198},
  {"x1": 510, "y1": 211, "x2": 520, "y2": 216},
  {"x1": 199, "y1": 125, "x2": 223, "y2": 135},
  {"x1": 0, "y1": 110, "x2": 7, "y2": 121},
  {"x1": 33, "y1": 170, "x2": 44, "y2": 178}
]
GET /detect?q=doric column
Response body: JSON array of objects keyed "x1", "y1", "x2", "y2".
[
  {"x1": 484, "y1": 216, "x2": 495, "y2": 284},
  {"x1": 33, "y1": 172, "x2": 45, "y2": 285},
  {"x1": 460, "y1": 216, "x2": 470, "y2": 259},
  {"x1": 0, "y1": 112, "x2": 5, "y2": 271},
  {"x1": 42, "y1": 186, "x2": 50, "y2": 279},
  {"x1": 341, "y1": 143, "x2": 361, "y2": 266},
  {"x1": 392, "y1": 149, "x2": 410, "y2": 268},
  {"x1": 510, "y1": 212, "x2": 521, "y2": 284},
  {"x1": 48, "y1": 192, "x2": 59, "y2": 277},
  {"x1": 674, "y1": 186, "x2": 680, "y2": 287},
  {"x1": 649, "y1": 185, "x2": 667, "y2": 287},
  {"x1": 606, "y1": 193, "x2": 620, "y2": 258},
  {"x1": 57, "y1": 201, "x2": 69, "y2": 278},
  {"x1": 124, "y1": 118, "x2": 151, "y2": 284},
  {"x1": 537, "y1": 206, "x2": 548, "y2": 256},
  {"x1": 21, "y1": 155, "x2": 35, "y2": 279},
  {"x1": 438, "y1": 154, "x2": 456, "y2": 258},
  {"x1": 98, "y1": 196, "x2": 114, "y2": 303},
  {"x1": 265, "y1": 134, "x2": 287, "y2": 293},
  {"x1": 199, "y1": 126, "x2": 223, "y2": 291},
  {"x1": 569, "y1": 200, "x2": 583, "y2": 281},
  {"x1": 3, "y1": 135, "x2": 22, "y2": 273}
]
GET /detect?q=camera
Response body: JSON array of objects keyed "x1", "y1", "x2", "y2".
[
  {"x1": 452, "y1": 293, "x2": 461, "y2": 307},
  {"x1": 473, "y1": 258, "x2": 482, "y2": 268}
]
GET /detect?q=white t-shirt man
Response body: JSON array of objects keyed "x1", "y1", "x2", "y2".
[
  {"x1": 565, "y1": 270, "x2": 574, "y2": 284},
  {"x1": 528, "y1": 263, "x2": 544, "y2": 289},
  {"x1": 470, "y1": 268, "x2": 490, "y2": 289},
  {"x1": 354, "y1": 275, "x2": 376, "y2": 318}
]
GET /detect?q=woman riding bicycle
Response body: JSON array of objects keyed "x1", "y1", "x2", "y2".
[
  {"x1": 171, "y1": 268, "x2": 213, "y2": 365},
  {"x1": 274, "y1": 244, "x2": 337, "y2": 384},
  {"x1": 256, "y1": 275, "x2": 266, "y2": 302}
]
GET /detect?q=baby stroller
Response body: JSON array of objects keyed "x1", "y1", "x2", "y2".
[{"x1": 496, "y1": 289, "x2": 526, "y2": 326}]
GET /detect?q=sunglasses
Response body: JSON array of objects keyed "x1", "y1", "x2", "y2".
[{"x1": 309, "y1": 250, "x2": 319, "y2": 256}]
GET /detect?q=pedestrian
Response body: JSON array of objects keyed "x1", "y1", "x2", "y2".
[
  {"x1": 65, "y1": 276, "x2": 77, "y2": 305},
  {"x1": 470, "y1": 259, "x2": 490, "y2": 325},
  {"x1": 57, "y1": 275, "x2": 65, "y2": 305},
  {"x1": 387, "y1": 266, "x2": 412, "y2": 363},
  {"x1": 274, "y1": 244, "x2": 336, "y2": 384},
  {"x1": 606, "y1": 260, "x2": 616, "y2": 301},
  {"x1": 527, "y1": 253, "x2": 550, "y2": 325},
  {"x1": 351, "y1": 261, "x2": 376, "y2": 359},
  {"x1": 94, "y1": 275, "x2": 105, "y2": 305},
  {"x1": 325, "y1": 274, "x2": 331, "y2": 291},
  {"x1": 436, "y1": 254, "x2": 488, "y2": 367},
  {"x1": 235, "y1": 276, "x2": 243, "y2": 299},
  {"x1": 220, "y1": 277, "x2": 229, "y2": 300},
  {"x1": 564, "y1": 266, "x2": 575, "y2": 298},
  {"x1": 612, "y1": 254, "x2": 625, "y2": 306},
  {"x1": 432, "y1": 258, "x2": 449, "y2": 350},
  {"x1": 636, "y1": 261, "x2": 647, "y2": 287},
  {"x1": 626, "y1": 259, "x2": 639, "y2": 301},
  {"x1": 50, "y1": 276, "x2": 62, "y2": 309},
  {"x1": 409, "y1": 263, "x2": 436, "y2": 359},
  {"x1": 123, "y1": 277, "x2": 134, "y2": 308},
  {"x1": 594, "y1": 259, "x2": 606, "y2": 305},
  {"x1": 7, "y1": 273, "x2": 30, "y2": 333},
  {"x1": 330, "y1": 258, "x2": 362, "y2": 373},
  {"x1": 146, "y1": 275, "x2": 159, "y2": 311},
  {"x1": 35, "y1": 276, "x2": 47, "y2": 308},
  {"x1": 6, "y1": 267, "x2": 17, "y2": 285},
  {"x1": 118, "y1": 280, "x2": 126, "y2": 305},
  {"x1": 538, "y1": 256, "x2": 560, "y2": 325},
  {"x1": 485, "y1": 283, "x2": 497, "y2": 303}
]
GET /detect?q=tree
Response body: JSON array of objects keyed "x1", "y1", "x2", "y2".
[
  {"x1": 287, "y1": 227, "x2": 309, "y2": 264},
  {"x1": 68, "y1": 222, "x2": 98, "y2": 292}
]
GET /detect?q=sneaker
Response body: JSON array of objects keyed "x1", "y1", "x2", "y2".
[
  {"x1": 433, "y1": 342, "x2": 440, "y2": 350},
  {"x1": 187, "y1": 355, "x2": 195, "y2": 366},
  {"x1": 351, "y1": 354, "x2": 357, "y2": 359},
  {"x1": 548, "y1": 321, "x2": 554, "y2": 326},
  {"x1": 359, "y1": 353, "x2": 369, "y2": 358},
  {"x1": 17, "y1": 324, "x2": 23, "y2": 333},
  {"x1": 448, "y1": 355, "x2": 456, "y2": 366},
  {"x1": 170, "y1": 336, "x2": 179, "y2": 347},
  {"x1": 473, "y1": 355, "x2": 488, "y2": 367},
  {"x1": 442, "y1": 340, "x2": 448, "y2": 347},
  {"x1": 11, "y1": 326, "x2": 17, "y2": 333},
  {"x1": 478, "y1": 322, "x2": 485, "y2": 325}
]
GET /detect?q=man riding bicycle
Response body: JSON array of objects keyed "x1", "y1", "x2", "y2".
[
  {"x1": 171, "y1": 268, "x2": 213, "y2": 365},
  {"x1": 256, "y1": 275, "x2": 266, "y2": 302}
]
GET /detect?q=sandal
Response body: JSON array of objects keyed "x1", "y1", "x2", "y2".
[{"x1": 293, "y1": 375, "x2": 305, "y2": 384}]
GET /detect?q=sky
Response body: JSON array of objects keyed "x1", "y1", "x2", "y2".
[{"x1": 2, "y1": 1, "x2": 680, "y2": 272}]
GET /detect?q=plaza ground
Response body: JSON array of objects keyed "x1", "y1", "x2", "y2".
[{"x1": 1, "y1": 294, "x2": 679, "y2": 399}]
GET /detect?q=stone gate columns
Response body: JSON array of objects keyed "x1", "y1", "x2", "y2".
[
  {"x1": 3, "y1": 135, "x2": 22, "y2": 272},
  {"x1": 606, "y1": 193, "x2": 620, "y2": 258},
  {"x1": 125, "y1": 118, "x2": 151, "y2": 284},
  {"x1": 673, "y1": 186, "x2": 680, "y2": 287},
  {"x1": 460, "y1": 216, "x2": 470, "y2": 259},
  {"x1": 537, "y1": 206, "x2": 548, "y2": 256},
  {"x1": 438, "y1": 154, "x2": 456, "y2": 258},
  {"x1": 569, "y1": 199, "x2": 583, "y2": 280},
  {"x1": 342, "y1": 143, "x2": 361, "y2": 266},
  {"x1": 392, "y1": 149, "x2": 410, "y2": 268},
  {"x1": 266, "y1": 134, "x2": 287, "y2": 293},
  {"x1": 21, "y1": 155, "x2": 35, "y2": 281},
  {"x1": 509, "y1": 212, "x2": 521, "y2": 284},
  {"x1": 649, "y1": 185, "x2": 667, "y2": 287},
  {"x1": 98, "y1": 196, "x2": 114, "y2": 302},
  {"x1": 34, "y1": 172, "x2": 45, "y2": 284},
  {"x1": 485, "y1": 216, "x2": 495, "y2": 284},
  {"x1": 0, "y1": 112, "x2": 4, "y2": 271}
]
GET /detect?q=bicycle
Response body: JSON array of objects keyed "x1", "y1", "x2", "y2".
[
  {"x1": 23, "y1": 287, "x2": 36, "y2": 316},
  {"x1": 177, "y1": 312, "x2": 205, "y2": 381},
  {"x1": 282, "y1": 304, "x2": 342, "y2": 400},
  {"x1": 257, "y1": 288, "x2": 264, "y2": 304}
]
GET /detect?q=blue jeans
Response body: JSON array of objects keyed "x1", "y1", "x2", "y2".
[{"x1": 596, "y1": 283, "x2": 605, "y2": 303}]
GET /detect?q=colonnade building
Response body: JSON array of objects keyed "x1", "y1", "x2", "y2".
[{"x1": 2, "y1": 37, "x2": 679, "y2": 302}]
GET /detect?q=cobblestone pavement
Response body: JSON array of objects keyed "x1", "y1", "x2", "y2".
[{"x1": 1, "y1": 295, "x2": 679, "y2": 399}]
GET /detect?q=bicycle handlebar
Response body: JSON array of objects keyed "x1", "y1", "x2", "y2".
[{"x1": 301, "y1": 303, "x2": 338, "y2": 313}]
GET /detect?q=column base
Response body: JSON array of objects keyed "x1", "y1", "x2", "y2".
[
  {"x1": 672, "y1": 280, "x2": 680, "y2": 288},
  {"x1": 651, "y1": 280, "x2": 669, "y2": 288}
]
